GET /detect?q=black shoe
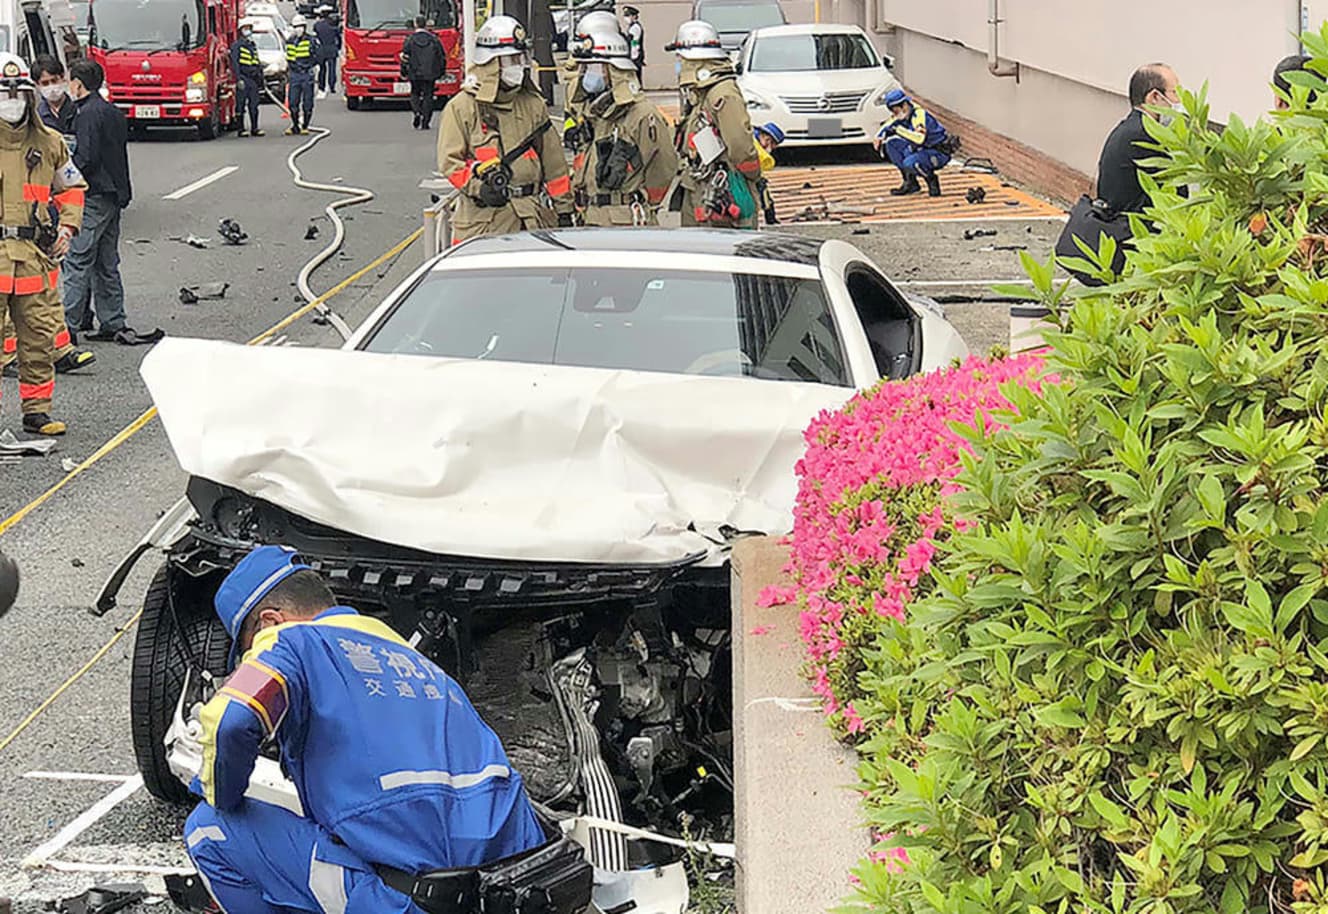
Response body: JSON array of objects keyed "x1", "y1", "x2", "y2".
[
  {"x1": 412, "y1": 115, "x2": 421, "y2": 128},
  {"x1": 925, "y1": 174, "x2": 942, "y2": 197},
  {"x1": 22, "y1": 412, "x2": 66, "y2": 436},
  {"x1": 890, "y1": 177, "x2": 921, "y2": 196},
  {"x1": 54, "y1": 349, "x2": 96, "y2": 373},
  {"x1": 251, "y1": 129, "x2": 265, "y2": 137},
  {"x1": 421, "y1": 119, "x2": 431, "y2": 130}
]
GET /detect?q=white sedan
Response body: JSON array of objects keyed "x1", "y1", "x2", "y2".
[{"x1": 737, "y1": 23, "x2": 902, "y2": 147}]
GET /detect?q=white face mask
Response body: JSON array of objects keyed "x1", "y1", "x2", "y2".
[
  {"x1": 39, "y1": 83, "x2": 66, "y2": 102},
  {"x1": 499, "y1": 62, "x2": 525, "y2": 88},
  {"x1": 295, "y1": 25, "x2": 306, "y2": 36},
  {"x1": 0, "y1": 97, "x2": 27, "y2": 124},
  {"x1": 581, "y1": 64, "x2": 606, "y2": 96}
]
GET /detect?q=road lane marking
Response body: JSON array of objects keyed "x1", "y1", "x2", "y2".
[
  {"x1": 22, "y1": 774, "x2": 143, "y2": 867},
  {"x1": 0, "y1": 227, "x2": 422, "y2": 759},
  {"x1": 162, "y1": 165, "x2": 238, "y2": 200},
  {"x1": 24, "y1": 770, "x2": 136, "y2": 783}
]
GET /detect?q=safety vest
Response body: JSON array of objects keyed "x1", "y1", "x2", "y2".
[
  {"x1": 286, "y1": 35, "x2": 314, "y2": 65},
  {"x1": 237, "y1": 43, "x2": 260, "y2": 67}
]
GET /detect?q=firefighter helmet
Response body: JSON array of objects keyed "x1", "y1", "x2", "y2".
[
  {"x1": 573, "y1": 30, "x2": 635, "y2": 71},
  {"x1": 573, "y1": 10, "x2": 619, "y2": 41},
  {"x1": 666, "y1": 19, "x2": 726, "y2": 59},
  {"x1": 473, "y1": 15, "x2": 528, "y2": 66},
  {"x1": 291, "y1": 13, "x2": 309, "y2": 28},
  {"x1": 0, "y1": 54, "x2": 35, "y2": 93}
]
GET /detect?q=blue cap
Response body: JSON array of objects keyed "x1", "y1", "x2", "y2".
[
  {"x1": 215, "y1": 545, "x2": 311, "y2": 668},
  {"x1": 755, "y1": 121, "x2": 785, "y2": 145},
  {"x1": 884, "y1": 88, "x2": 909, "y2": 107}
]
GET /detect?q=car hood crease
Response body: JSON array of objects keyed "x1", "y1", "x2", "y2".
[{"x1": 140, "y1": 338, "x2": 853, "y2": 565}]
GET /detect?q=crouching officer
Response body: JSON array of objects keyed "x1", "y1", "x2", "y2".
[
  {"x1": 0, "y1": 53, "x2": 84, "y2": 436},
  {"x1": 438, "y1": 15, "x2": 573, "y2": 242},
  {"x1": 753, "y1": 120, "x2": 782, "y2": 225},
  {"x1": 873, "y1": 88, "x2": 950, "y2": 197},
  {"x1": 561, "y1": 10, "x2": 621, "y2": 160},
  {"x1": 183, "y1": 546, "x2": 564, "y2": 912},
  {"x1": 570, "y1": 30, "x2": 676, "y2": 226},
  {"x1": 285, "y1": 14, "x2": 319, "y2": 135},
  {"x1": 668, "y1": 20, "x2": 760, "y2": 228}
]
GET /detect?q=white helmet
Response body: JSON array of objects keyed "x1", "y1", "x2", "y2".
[
  {"x1": 573, "y1": 10, "x2": 619, "y2": 41},
  {"x1": 666, "y1": 19, "x2": 726, "y2": 59},
  {"x1": 473, "y1": 15, "x2": 527, "y2": 65},
  {"x1": 0, "y1": 53, "x2": 35, "y2": 93},
  {"x1": 574, "y1": 30, "x2": 635, "y2": 71},
  {"x1": 291, "y1": 13, "x2": 308, "y2": 27}
]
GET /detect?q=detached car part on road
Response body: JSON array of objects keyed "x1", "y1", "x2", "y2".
[{"x1": 100, "y1": 229, "x2": 967, "y2": 911}]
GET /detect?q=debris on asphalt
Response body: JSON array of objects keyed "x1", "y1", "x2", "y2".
[
  {"x1": 851, "y1": 227, "x2": 869, "y2": 235},
  {"x1": 961, "y1": 157, "x2": 998, "y2": 174},
  {"x1": 165, "y1": 874, "x2": 213, "y2": 912},
  {"x1": 304, "y1": 223, "x2": 320, "y2": 240},
  {"x1": 178, "y1": 287, "x2": 198, "y2": 304},
  {"x1": 172, "y1": 234, "x2": 209, "y2": 249},
  {"x1": 218, "y1": 218, "x2": 248, "y2": 245},
  {"x1": 966, "y1": 186, "x2": 988, "y2": 204},
  {"x1": 60, "y1": 457, "x2": 78, "y2": 471},
  {"x1": 0, "y1": 428, "x2": 56, "y2": 456},
  {"x1": 991, "y1": 243, "x2": 1028, "y2": 252},
  {"x1": 179, "y1": 282, "x2": 229, "y2": 305},
  {"x1": 72, "y1": 557, "x2": 85, "y2": 567},
  {"x1": 963, "y1": 228, "x2": 998, "y2": 240},
  {"x1": 53, "y1": 883, "x2": 147, "y2": 914}
]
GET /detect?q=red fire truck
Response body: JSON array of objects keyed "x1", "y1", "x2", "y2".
[
  {"x1": 341, "y1": 0, "x2": 461, "y2": 109},
  {"x1": 88, "y1": 0, "x2": 238, "y2": 139}
]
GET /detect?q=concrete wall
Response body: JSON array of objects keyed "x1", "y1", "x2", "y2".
[{"x1": 842, "y1": 0, "x2": 1315, "y2": 180}]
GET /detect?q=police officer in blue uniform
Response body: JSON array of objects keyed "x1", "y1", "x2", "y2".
[
  {"x1": 231, "y1": 21, "x2": 265, "y2": 137},
  {"x1": 873, "y1": 88, "x2": 950, "y2": 197},
  {"x1": 183, "y1": 545, "x2": 545, "y2": 912},
  {"x1": 285, "y1": 15, "x2": 319, "y2": 135}
]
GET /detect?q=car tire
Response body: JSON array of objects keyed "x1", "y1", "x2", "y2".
[
  {"x1": 130, "y1": 562, "x2": 230, "y2": 805},
  {"x1": 346, "y1": 95, "x2": 360, "y2": 110},
  {"x1": 197, "y1": 107, "x2": 219, "y2": 140}
]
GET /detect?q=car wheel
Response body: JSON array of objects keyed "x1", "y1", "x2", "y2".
[
  {"x1": 130, "y1": 562, "x2": 230, "y2": 805},
  {"x1": 346, "y1": 94, "x2": 360, "y2": 110},
  {"x1": 197, "y1": 107, "x2": 219, "y2": 140}
]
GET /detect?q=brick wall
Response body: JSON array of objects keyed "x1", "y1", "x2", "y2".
[{"x1": 912, "y1": 92, "x2": 1094, "y2": 207}]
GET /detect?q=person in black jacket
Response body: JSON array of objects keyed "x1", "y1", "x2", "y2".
[
  {"x1": 1094, "y1": 63, "x2": 1179, "y2": 216},
  {"x1": 230, "y1": 21, "x2": 264, "y2": 136},
  {"x1": 401, "y1": 15, "x2": 444, "y2": 130},
  {"x1": 314, "y1": 6, "x2": 341, "y2": 97},
  {"x1": 64, "y1": 59, "x2": 150, "y2": 346}
]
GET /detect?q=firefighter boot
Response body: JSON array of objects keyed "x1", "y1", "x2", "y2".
[
  {"x1": 925, "y1": 173, "x2": 942, "y2": 197},
  {"x1": 22, "y1": 412, "x2": 66, "y2": 436},
  {"x1": 890, "y1": 175, "x2": 921, "y2": 196}
]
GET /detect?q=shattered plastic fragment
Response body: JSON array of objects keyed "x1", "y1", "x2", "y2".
[{"x1": 0, "y1": 428, "x2": 56, "y2": 455}]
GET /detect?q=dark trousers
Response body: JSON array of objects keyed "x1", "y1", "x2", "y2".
[
  {"x1": 288, "y1": 70, "x2": 315, "y2": 125},
  {"x1": 317, "y1": 55, "x2": 337, "y2": 92},
  {"x1": 409, "y1": 78, "x2": 434, "y2": 125},
  {"x1": 237, "y1": 74, "x2": 261, "y2": 130}
]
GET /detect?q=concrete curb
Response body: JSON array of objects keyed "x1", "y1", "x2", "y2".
[{"x1": 731, "y1": 536, "x2": 869, "y2": 913}]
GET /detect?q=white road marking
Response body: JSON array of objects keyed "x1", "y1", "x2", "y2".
[
  {"x1": 22, "y1": 774, "x2": 143, "y2": 868},
  {"x1": 163, "y1": 165, "x2": 239, "y2": 201},
  {"x1": 23, "y1": 770, "x2": 135, "y2": 783}
]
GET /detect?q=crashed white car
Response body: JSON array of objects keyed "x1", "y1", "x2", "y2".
[{"x1": 100, "y1": 228, "x2": 966, "y2": 911}]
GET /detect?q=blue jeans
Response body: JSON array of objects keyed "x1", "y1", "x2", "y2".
[
  {"x1": 62, "y1": 193, "x2": 125, "y2": 334},
  {"x1": 289, "y1": 71, "x2": 315, "y2": 123},
  {"x1": 318, "y1": 55, "x2": 337, "y2": 92},
  {"x1": 186, "y1": 800, "x2": 423, "y2": 914},
  {"x1": 884, "y1": 135, "x2": 950, "y2": 177}
]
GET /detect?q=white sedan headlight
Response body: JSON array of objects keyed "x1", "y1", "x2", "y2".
[{"x1": 744, "y1": 91, "x2": 772, "y2": 111}]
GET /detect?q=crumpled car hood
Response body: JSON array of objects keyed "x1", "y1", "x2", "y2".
[{"x1": 141, "y1": 338, "x2": 853, "y2": 565}]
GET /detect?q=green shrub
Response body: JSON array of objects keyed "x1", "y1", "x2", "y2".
[{"x1": 846, "y1": 29, "x2": 1328, "y2": 914}]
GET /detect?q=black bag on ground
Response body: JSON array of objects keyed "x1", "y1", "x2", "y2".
[{"x1": 1055, "y1": 194, "x2": 1134, "y2": 286}]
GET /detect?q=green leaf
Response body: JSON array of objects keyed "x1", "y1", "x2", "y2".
[
  {"x1": 1089, "y1": 792, "x2": 1131, "y2": 828},
  {"x1": 1195, "y1": 475, "x2": 1226, "y2": 520},
  {"x1": 1036, "y1": 705, "x2": 1087, "y2": 729},
  {"x1": 1291, "y1": 734, "x2": 1321, "y2": 761}
]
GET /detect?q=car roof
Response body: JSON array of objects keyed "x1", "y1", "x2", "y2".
[
  {"x1": 240, "y1": 16, "x2": 278, "y2": 29},
  {"x1": 750, "y1": 22, "x2": 865, "y2": 37},
  {"x1": 447, "y1": 228, "x2": 827, "y2": 268}
]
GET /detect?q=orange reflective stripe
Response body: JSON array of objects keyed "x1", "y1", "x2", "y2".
[
  {"x1": 19, "y1": 380, "x2": 53, "y2": 400},
  {"x1": 573, "y1": 152, "x2": 585, "y2": 171},
  {"x1": 22, "y1": 184, "x2": 50, "y2": 203},
  {"x1": 0, "y1": 275, "x2": 13, "y2": 294},
  {"x1": 545, "y1": 174, "x2": 571, "y2": 197},
  {"x1": 53, "y1": 327, "x2": 70, "y2": 348},
  {"x1": 447, "y1": 164, "x2": 472, "y2": 189},
  {"x1": 522, "y1": 148, "x2": 538, "y2": 161},
  {"x1": 646, "y1": 186, "x2": 668, "y2": 204},
  {"x1": 475, "y1": 147, "x2": 500, "y2": 161},
  {"x1": 54, "y1": 188, "x2": 84, "y2": 207},
  {"x1": 736, "y1": 160, "x2": 760, "y2": 176},
  {"x1": 2, "y1": 336, "x2": 14, "y2": 354},
  {"x1": 14, "y1": 274, "x2": 46, "y2": 295}
]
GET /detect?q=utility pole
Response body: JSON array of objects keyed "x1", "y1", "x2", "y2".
[{"x1": 462, "y1": 0, "x2": 475, "y2": 75}]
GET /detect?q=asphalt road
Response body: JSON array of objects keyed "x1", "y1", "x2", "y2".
[{"x1": 0, "y1": 83, "x2": 1058, "y2": 908}]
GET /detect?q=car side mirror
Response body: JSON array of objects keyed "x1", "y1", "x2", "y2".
[
  {"x1": 734, "y1": 59, "x2": 743, "y2": 73},
  {"x1": 882, "y1": 54, "x2": 894, "y2": 70}
]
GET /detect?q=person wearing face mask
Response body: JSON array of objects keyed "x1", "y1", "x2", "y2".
[
  {"x1": 568, "y1": 30, "x2": 675, "y2": 227},
  {"x1": 231, "y1": 22, "x2": 264, "y2": 136},
  {"x1": 560, "y1": 10, "x2": 621, "y2": 158},
  {"x1": 1054, "y1": 63, "x2": 1182, "y2": 285},
  {"x1": 0, "y1": 54, "x2": 95, "y2": 381},
  {"x1": 401, "y1": 15, "x2": 445, "y2": 130},
  {"x1": 872, "y1": 89, "x2": 951, "y2": 198},
  {"x1": 622, "y1": 6, "x2": 643, "y2": 82},
  {"x1": 0, "y1": 54, "x2": 85, "y2": 437},
  {"x1": 437, "y1": 15, "x2": 574, "y2": 241},
  {"x1": 667, "y1": 19, "x2": 761, "y2": 228},
  {"x1": 284, "y1": 15, "x2": 320, "y2": 135}
]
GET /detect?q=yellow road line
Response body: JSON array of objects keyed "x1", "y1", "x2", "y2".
[{"x1": 0, "y1": 227, "x2": 421, "y2": 756}]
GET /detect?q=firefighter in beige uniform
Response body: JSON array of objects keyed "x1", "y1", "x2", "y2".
[
  {"x1": 0, "y1": 53, "x2": 84, "y2": 436},
  {"x1": 668, "y1": 20, "x2": 760, "y2": 229},
  {"x1": 560, "y1": 10, "x2": 621, "y2": 175},
  {"x1": 437, "y1": 15, "x2": 573, "y2": 243},
  {"x1": 570, "y1": 30, "x2": 676, "y2": 226}
]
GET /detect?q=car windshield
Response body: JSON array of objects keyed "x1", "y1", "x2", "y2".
[
  {"x1": 346, "y1": 0, "x2": 455, "y2": 29},
  {"x1": 252, "y1": 29, "x2": 281, "y2": 49},
  {"x1": 90, "y1": 0, "x2": 206, "y2": 49},
  {"x1": 749, "y1": 32, "x2": 878, "y2": 71},
  {"x1": 362, "y1": 266, "x2": 850, "y2": 385},
  {"x1": 698, "y1": 1, "x2": 783, "y2": 32}
]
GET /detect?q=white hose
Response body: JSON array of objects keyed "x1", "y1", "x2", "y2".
[{"x1": 263, "y1": 83, "x2": 368, "y2": 340}]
